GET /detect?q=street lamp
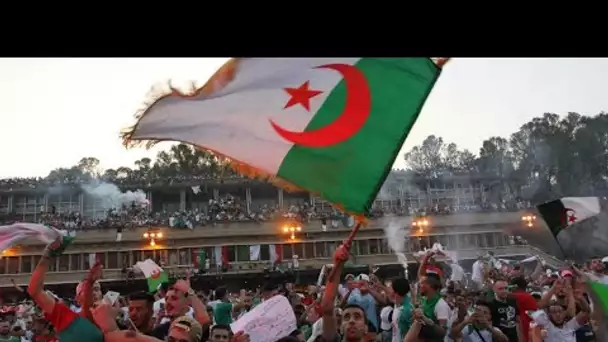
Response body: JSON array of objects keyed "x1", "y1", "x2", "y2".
[
  {"x1": 143, "y1": 228, "x2": 163, "y2": 247},
  {"x1": 521, "y1": 214, "x2": 536, "y2": 228},
  {"x1": 412, "y1": 217, "x2": 429, "y2": 234},
  {"x1": 282, "y1": 223, "x2": 302, "y2": 240}
]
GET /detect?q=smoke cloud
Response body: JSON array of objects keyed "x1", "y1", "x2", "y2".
[
  {"x1": 382, "y1": 218, "x2": 411, "y2": 269},
  {"x1": 81, "y1": 181, "x2": 149, "y2": 212}
]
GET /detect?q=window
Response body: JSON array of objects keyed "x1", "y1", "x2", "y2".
[
  {"x1": 7, "y1": 257, "x2": 19, "y2": 274},
  {"x1": 358, "y1": 240, "x2": 369, "y2": 255},
  {"x1": 226, "y1": 246, "x2": 236, "y2": 262},
  {"x1": 48, "y1": 258, "x2": 57, "y2": 272},
  {"x1": 237, "y1": 245, "x2": 250, "y2": 262},
  {"x1": 71, "y1": 254, "x2": 82, "y2": 271},
  {"x1": 293, "y1": 243, "x2": 303, "y2": 258},
  {"x1": 20, "y1": 256, "x2": 32, "y2": 273},
  {"x1": 486, "y1": 233, "x2": 496, "y2": 247},
  {"x1": 283, "y1": 244, "x2": 293, "y2": 259},
  {"x1": 369, "y1": 240, "x2": 379, "y2": 254},
  {"x1": 304, "y1": 243, "x2": 314, "y2": 259},
  {"x1": 260, "y1": 245, "x2": 270, "y2": 261},
  {"x1": 58, "y1": 254, "x2": 70, "y2": 271},
  {"x1": 314, "y1": 242, "x2": 327, "y2": 258},
  {"x1": 169, "y1": 250, "x2": 179, "y2": 266},
  {"x1": 107, "y1": 252, "x2": 118, "y2": 269}
]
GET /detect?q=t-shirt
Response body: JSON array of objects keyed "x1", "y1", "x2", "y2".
[
  {"x1": 44, "y1": 302, "x2": 103, "y2": 342},
  {"x1": 461, "y1": 325, "x2": 494, "y2": 342},
  {"x1": 450, "y1": 264, "x2": 465, "y2": 282},
  {"x1": 488, "y1": 298, "x2": 519, "y2": 342},
  {"x1": 391, "y1": 305, "x2": 402, "y2": 342},
  {"x1": 214, "y1": 302, "x2": 234, "y2": 325},
  {"x1": 533, "y1": 310, "x2": 579, "y2": 342},
  {"x1": 512, "y1": 290, "x2": 537, "y2": 342},
  {"x1": 575, "y1": 324, "x2": 596, "y2": 342}
]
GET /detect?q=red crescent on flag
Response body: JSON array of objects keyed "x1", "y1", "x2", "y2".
[
  {"x1": 565, "y1": 208, "x2": 577, "y2": 224},
  {"x1": 150, "y1": 268, "x2": 161, "y2": 279},
  {"x1": 270, "y1": 63, "x2": 372, "y2": 148}
]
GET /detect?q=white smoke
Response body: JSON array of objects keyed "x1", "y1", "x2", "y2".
[
  {"x1": 382, "y1": 218, "x2": 411, "y2": 270},
  {"x1": 81, "y1": 182, "x2": 149, "y2": 211}
]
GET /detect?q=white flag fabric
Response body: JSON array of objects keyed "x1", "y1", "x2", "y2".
[
  {"x1": 134, "y1": 259, "x2": 164, "y2": 278},
  {"x1": 214, "y1": 246, "x2": 223, "y2": 266},
  {"x1": 269, "y1": 244, "x2": 281, "y2": 264},
  {"x1": 521, "y1": 256, "x2": 539, "y2": 263},
  {"x1": 0, "y1": 223, "x2": 67, "y2": 252},
  {"x1": 249, "y1": 245, "x2": 261, "y2": 261},
  {"x1": 560, "y1": 197, "x2": 601, "y2": 225},
  {"x1": 88, "y1": 253, "x2": 98, "y2": 268}
]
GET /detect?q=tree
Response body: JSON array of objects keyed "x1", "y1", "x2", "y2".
[
  {"x1": 403, "y1": 135, "x2": 475, "y2": 176},
  {"x1": 401, "y1": 112, "x2": 608, "y2": 203},
  {"x1": 477, "y1": 137, "x2": 514, "y2": 178}
]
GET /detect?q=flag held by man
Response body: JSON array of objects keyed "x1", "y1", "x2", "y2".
[{"x1": 122, "y1": 58, "x2": 447, "y2": 215}]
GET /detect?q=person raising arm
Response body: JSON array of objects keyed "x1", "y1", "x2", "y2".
[
  {"x1": 321, "y1": 244, "x2": 350, "y2": 342},
  {"x1": 27, "y1": 238, "x2": 104, "y2": 342}
]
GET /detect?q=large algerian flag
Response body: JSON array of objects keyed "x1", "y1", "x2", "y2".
[
  {"x1": 135, "y1": 259, "x2": 168, "y2": 292},
  {"x1": 0, "y1": 223, "x2": 73, "y2": 256},
  {"x1": 123, "y1": 58, "x2": 445, "y2": 214}
]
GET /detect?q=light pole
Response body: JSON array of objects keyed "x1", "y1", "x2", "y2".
[
  {"x1": 143, "y1": 228, "x2": 163, "y2": 247},
  {"x1": 521, "y1": 214, "x2": 536, "y2": 228}
]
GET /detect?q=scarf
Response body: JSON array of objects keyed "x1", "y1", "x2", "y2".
[
  {"x1": 421, "y1": 293, "x2": 441, "y2": 322},
  {"x1": 397, "y1": 295, "x2": 413, "y2": 339}
]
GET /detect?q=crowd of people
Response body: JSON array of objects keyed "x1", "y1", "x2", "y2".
[{"x1": 0, "y1": 236, "x2": 606, "y2": 342}]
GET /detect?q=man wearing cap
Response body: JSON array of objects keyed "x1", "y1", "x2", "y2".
[{"x1": 27, "y1": 238, "x2": 104, "y2": 342}]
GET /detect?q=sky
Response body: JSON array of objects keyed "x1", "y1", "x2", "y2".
[{"x1": 1, "y1": 57, "x2": 608, "y2": 179}]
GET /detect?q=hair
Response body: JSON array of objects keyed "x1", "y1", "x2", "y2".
[
  {"x1": 158, "y1": 281, "x2": 171, "y2": 293},
  {"x1": 424, "y1": 274, "x2": 442, "y2": 291},
  {"x1": 215, "y1": 287, "x2": 227, "y2": 299},
  {"x1": 128, "y1": 291, "x2": 155, "y2": 305},
  {"x1": 289, "y1": 329, "x2": 302, "y2": 337},
  {"x1": 474, "y1": 299, "x2": 491, "y2": 311},
  {"x1": 510, "y1": 276, "x2": 527, "y2": 290},
  {"x1": 392, "y1": 278, "x2": 410, "y2": 297}
]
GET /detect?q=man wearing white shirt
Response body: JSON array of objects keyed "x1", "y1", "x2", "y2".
[
  {"x1": 471, "y1": 256, "x2": 486, "y2": 290},
  {"x1": 448, "y1": 261, "x2": 465, "y2": 284}
]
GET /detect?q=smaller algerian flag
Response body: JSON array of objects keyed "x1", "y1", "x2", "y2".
[
  {"x1": 537, "y1": 197, "x2": 600, "y2": 237},
  {"x1": 135, "y1": 259, "x2": 168, "y2": 292}
]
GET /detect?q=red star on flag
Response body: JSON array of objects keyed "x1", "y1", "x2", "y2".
[{"x1": 283, "y1": 81, "x2": 323, "y2": 111}]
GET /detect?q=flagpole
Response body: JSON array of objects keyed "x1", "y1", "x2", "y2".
[{"x1": 342, "y1": 220, "x2": 363, "y2": 250}]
